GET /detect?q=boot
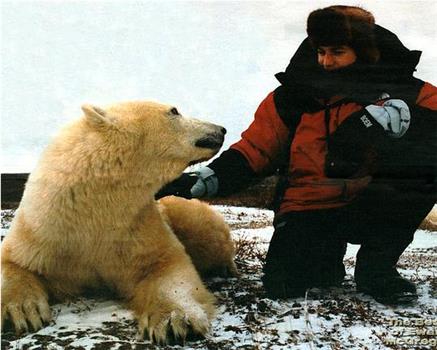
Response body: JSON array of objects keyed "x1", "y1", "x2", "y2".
[
  {"x1": 356, "y1": 267, "x2": 417, "y2": 304},
  {"x1": 355, "y1": 242, "x2": 417, "y2": 305}
]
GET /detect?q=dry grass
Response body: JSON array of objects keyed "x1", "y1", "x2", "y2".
[
  {"x1": 234, "y1": 235, "x2": 267, "y2": 267},
  {"x1": 207, "y1": 176, "x2": 278, "y2": 209}
]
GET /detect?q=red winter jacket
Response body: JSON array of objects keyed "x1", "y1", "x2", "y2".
[{"x1": 229, "y1": 82, "x2": 437, "y2": 214}]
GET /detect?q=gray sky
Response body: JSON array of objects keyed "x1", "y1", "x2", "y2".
[{"x1": 2, "y1": 0, "x2": 436, "y2": 171}]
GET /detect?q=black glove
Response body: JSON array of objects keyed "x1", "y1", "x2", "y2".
[{"x1": 155, "y1": 173, "x2": 198, "y2": 199}]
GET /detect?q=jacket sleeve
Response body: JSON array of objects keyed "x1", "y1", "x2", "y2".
[
  {"x1": 326, "y1": 82, "x2": 437, "y2": 180},
  {"x1": 228, "y1": 91, "x2": 290, "y2": 173},
  {"x1": 208, "y1": 91, "x2": 290, "y2": 196},
  {"x1": 416, "y1": 82, "x2": 437, "y2": 110},
  {"x1": 375, "y1": 81, "x2": 437, "y2": 187}
]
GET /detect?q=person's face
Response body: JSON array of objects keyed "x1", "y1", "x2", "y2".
[{"x1": 317, "y1": 45, "x2": 357, "y2": 71}]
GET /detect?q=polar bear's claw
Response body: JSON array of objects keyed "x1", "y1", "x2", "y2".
[{"x1": 137, "y1": 308, "x2": 209, "y2": 344}]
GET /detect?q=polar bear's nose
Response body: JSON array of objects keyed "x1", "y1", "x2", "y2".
[
  {"x1": 195, "y1": 134, "x2": 224, "y2": 149},
  {"x1": 195, "y1": 125, "x2": 226, "y2": 149}
]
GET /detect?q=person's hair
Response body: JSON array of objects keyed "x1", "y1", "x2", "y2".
[{"x1": 307, "y1": 5, "x2": 380, "y2": 64}]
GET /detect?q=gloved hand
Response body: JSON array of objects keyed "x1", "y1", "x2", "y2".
[
  {"x1": 155, "y1": 167, "x2": 218, "y2": 199},
  {"x1": 365, "y1": 99, "x2": 411, "y2": 138}
]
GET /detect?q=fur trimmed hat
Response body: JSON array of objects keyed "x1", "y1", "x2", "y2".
[{"x1": 307, "y1": 5, "x2": 380, "y2": 63}]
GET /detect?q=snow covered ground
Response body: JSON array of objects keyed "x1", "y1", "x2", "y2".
[{"x1": 1, "y1": 206, "x2": 436, "y2": 350}]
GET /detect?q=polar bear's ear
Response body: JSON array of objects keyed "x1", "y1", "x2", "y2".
[{"x1": 81, "y1": 104, "x2": 114, "y2": 128}]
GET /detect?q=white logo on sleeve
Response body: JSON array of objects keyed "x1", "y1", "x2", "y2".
[{"x1": 360, "y1": 115, "x2": 373, "y2": 128}]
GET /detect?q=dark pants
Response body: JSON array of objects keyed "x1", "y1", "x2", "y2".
[{"x1": 262, "y1": 183, "x2": 436, "y2": 298}]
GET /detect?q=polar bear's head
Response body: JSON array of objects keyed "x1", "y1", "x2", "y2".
[{"x1": 80, "y1": 101, "x2": 226, "y2": 185}]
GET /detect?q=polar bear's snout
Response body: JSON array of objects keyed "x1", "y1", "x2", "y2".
[{"x1": 195, "y1": 125, "x2": 226, "y2": 150}]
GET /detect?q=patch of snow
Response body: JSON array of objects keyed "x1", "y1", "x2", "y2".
[
  {"x1": 409, "y1": 230, "x2": 437, "y2": 249},
  {"x1": 2, "y1": 206, "x2": 436, "y2": 349}
]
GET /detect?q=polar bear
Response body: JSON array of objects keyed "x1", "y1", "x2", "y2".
[{"x1": 1, "y1": 101, "x2": 230, "y2": 344}]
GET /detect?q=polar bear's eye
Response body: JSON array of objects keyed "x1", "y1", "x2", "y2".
[{"x1": 169, "y1": 108, "x2": 180, "y2": 116}]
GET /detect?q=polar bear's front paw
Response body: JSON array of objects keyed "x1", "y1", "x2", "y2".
[
  {"x1": 1, "y1": 264, "x2": 52, "y2": 335},
  {"x1": 1, "y1": 293, "x2": 52, "y2": 334},
  {"x1": 137, "y1": 306, "x2": 210, "y2": 344}
]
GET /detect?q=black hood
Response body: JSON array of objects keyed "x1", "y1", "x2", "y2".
[{"x1": 275, "y1": 25, "x2": 422, "y2": 103}]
